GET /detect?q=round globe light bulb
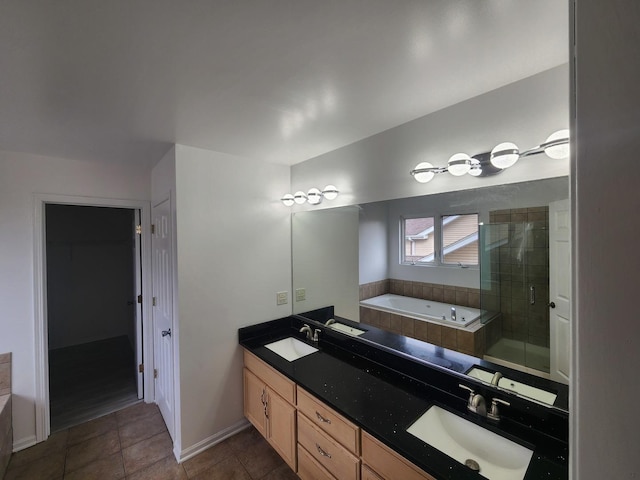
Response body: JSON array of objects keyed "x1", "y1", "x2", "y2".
[
  {"x1": 468, "y1": 158, "x2": 482, "y2": 177},
  {"x1": 281, "y1": 193, "x2": 295, "y2": 207},
  {"x1": 307, "y1": 187, "x2": 323, "y2": 205},
  {"x1": 412, "y1": 162, "x2": 435, "y2": 183},
  {"x1": 544, "y1": 129, "x2": 570, "y2": 159},
  {"x1": 322, "y1": 185, "x2": 339, "y2": 200},
  {"x1": 293, "y1": 191, "x2": 307, "y2": 204},
  {"x1": 490, "y1": 142, "x2": 520, "y2": 169},
  {"x1": 447, "y1": 153, "x2": 471, "y2": 176}
]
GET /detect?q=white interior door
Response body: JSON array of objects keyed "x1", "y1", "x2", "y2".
[
  {"x1": 133, "y1": 209, "x2": 144, "y2": 399},
  {"x1": 549, "y1": 199, "x2": 571, "y2": 384},
  {"x1": 152, "y1": 197, "x2": 175, "y2": 437}
]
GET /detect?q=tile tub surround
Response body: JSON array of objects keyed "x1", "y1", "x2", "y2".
[
  {"x1": 1, "y1": 352, "x2": 12, "y2": 479},
  {"x1": 239, "y1": 317, "x2": 569, "y2": 480},
  {"x1": 360, "y1": 305, "x2": 486, "y2": 357},
  {"x1": 359, "y1": 279, "x2": 481, "y2": 310}
]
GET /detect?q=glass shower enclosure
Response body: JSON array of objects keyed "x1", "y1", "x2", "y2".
[{"x1": 479, "y1": 207, "x2": 550, "y2": 374}]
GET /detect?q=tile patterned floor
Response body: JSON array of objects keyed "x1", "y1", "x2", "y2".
[{"x1": 5, "y1": 402, "x2": 299, "y2": 480}]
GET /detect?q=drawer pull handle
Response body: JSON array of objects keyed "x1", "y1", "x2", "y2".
[
  {"x1": 316, "y1": 411, "x2": 332, "y2": 424},
  {"x1": 316, "y1": 443, "x2": 332, "y2": 458}
]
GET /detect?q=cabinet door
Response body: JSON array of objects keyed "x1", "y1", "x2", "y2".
[
  {"x1": 243, "y1": 368, "x2": 267, "y2": 437},
  {"x1": 267, "y1": 387, "x2": 297, "y2": 470},
  {"x1": 361, "y1": 465, "x2": 384, "y2": 480}
]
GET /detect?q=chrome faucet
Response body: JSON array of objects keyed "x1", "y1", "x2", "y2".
[
  {"x1": 459, "y1": 384, "x2": 486, "y2": 417},
  {"x1": 325, "y1": 318, "x2": 336, "y2": 326},
  {"x1": 299, "y1": 324, "x2": 312, "y2": 341},
  {"x1": 490, "y1": 371, "x2": 503, "y2": 386},
  {"x1": 451, "y1": 307, "x2": 457, "y2": 322}
]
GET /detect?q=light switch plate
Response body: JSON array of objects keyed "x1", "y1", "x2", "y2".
[
  {"x1": 276, "y1": 291, "x2": 288, "y2": 305},
  {"x1": 295, "y1": 288, "x2": 306, "y2": 302}
]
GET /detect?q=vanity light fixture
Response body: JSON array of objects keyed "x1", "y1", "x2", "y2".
[
  {"x1": 281, "y1": 185, "x2": 339, "y2": 206},
  {"x1": 410, "y1": 129, "x2": 570, "y2": 184}
]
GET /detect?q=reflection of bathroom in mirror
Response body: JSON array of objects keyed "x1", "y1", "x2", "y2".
[{"x1": 291, "y1": 177, "x2": 569, "y2": 384}]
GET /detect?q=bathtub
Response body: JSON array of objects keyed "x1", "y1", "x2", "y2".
[{"x1": 360, "y1": 293, "x2": 480, "y2": 328}]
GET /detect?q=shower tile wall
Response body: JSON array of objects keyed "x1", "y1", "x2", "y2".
[{"x1": 489, "y1": 207, "x2": 550, "y2": 349}]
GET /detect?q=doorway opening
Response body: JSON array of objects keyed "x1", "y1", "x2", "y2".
[{"x1": 45, "y1": 204, "x2": 144, "y2": 431}]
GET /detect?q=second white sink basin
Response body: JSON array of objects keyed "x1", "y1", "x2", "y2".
[
  {"x1": 330, "y1": 323, "x2": 366, "y2": 336},
  {"x1": 264, "y1": 337, "x2": 318, "y2": 362},
  {"x1": 467, "y1": 367, "x2": 558, "y2": 406},
  {"x1": 407, "y1": 405, "x2": 533, "y2": 480}
]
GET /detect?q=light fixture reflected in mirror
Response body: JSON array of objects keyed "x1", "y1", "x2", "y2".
[
  {"x1": 281, "y1": 185, "x2": 339, "y2": 206},
  {"x1": 410, "y1": 129, "x2": 569, "y2": 184}
]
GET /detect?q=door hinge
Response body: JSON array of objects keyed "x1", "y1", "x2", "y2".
[
  {"x1": 138, "y1": 363, "x2": 144, "y2": 373},
  {"x1": 135, "y1": 224, "x2": 142, "y2": 235},
  {"x1": 152, "y1": 297, "x2": 157, "y2": 306},
  {"x1": 137, "y1": 294, "x2": 142, "y2": 304},
  {"x1": 151, "y1": 224, "x2": 156, "y2": 234},
  {"x1": 154, "y1": 368, "x2": 158, "y2": 379}
]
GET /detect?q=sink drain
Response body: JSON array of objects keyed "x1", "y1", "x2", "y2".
[{"x1": 465, "y1": 459, "x2": 480, "y2": 472}]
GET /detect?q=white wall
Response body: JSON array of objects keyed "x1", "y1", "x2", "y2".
[
  {"x1": 573, "y1": 1, "x2": 640, "y2": 478},
  {"x1": 358, "y1": 202, "x2": 389, "y2": 285},
  {"x1": 0, "y1": 150, "x2": 150, "y2": 449},
  {"x1": 292, "y1": 207, "x2": 360, "y2": 319},
  {"x1": 291, "y1": 64, "x2": 569, "y2": 207},
  {"x1": 173, "y1": 145, "x2": 291, "y2": 455}
]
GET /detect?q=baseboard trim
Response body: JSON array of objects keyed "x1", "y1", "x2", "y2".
[
  {"x1": 13, "y1": 435, "x2": 37, "y2": 452},
  {"x1": 176, "y1": 419, "x2": 251, "y2": 463}
]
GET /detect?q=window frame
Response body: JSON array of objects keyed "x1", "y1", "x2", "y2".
[{"x1": 400, "y1": 212, "x2": 479, "y2": 268}]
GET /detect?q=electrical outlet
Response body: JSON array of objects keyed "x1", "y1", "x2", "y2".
[
  {"x1": 276, "y1": 291, "x2": 288, "y2": 305},
  {"x1": 295, "y1": 288, "x2": 306, "y2": 302}
]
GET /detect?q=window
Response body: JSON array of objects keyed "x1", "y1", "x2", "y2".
[
  {"x1": 402, "y1": 217, "x2": 435, "y2": 264},
  {"x1": 401, "y1": 214, "x2": 478, "y2": 266},
  {"x1": 441, "y1": 214, "x2": 479, "y2": 265}
]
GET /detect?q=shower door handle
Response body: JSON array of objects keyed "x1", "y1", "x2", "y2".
[{"x1": 529, "y1": 286, "x2": 535, "y2": 305}]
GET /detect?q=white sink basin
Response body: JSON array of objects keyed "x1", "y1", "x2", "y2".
[
  {"x1": 264, "y1": 337, "x2": 318, "y2": 362},
  {"x1": 330, "y1": 323, "x2": 366, "y2": 336},
  {"x1": 467, "y1": 368, "x2": 557, "y2": 406},
  {"x1": 407, "y1": 405, "x2": 533, "y2": 480}
]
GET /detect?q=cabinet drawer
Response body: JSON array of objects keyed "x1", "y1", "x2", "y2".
[
  {"x1": 298, "y1": 413, "x2": 360, "y2": 480},
  {"x1": 297, "y1": 387, "x2": 360, "y2": 454},
  {"x1": 361, "y1": 431, "x2": 435, "y2": 480},
  {"x1": 244, "y1": 349, "x2": 295, "y2": 404},
  {"x1": 298, "y1": 444, "x2": 338, "y2": 480}
]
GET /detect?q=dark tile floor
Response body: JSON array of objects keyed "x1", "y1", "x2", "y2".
[{"x1": 5, "y1": 402, "x2": 299, "y2": 480}]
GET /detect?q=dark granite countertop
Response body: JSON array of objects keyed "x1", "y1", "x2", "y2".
[{"x1": 239, "y1": 316, "x2": 568, "y2": 480}]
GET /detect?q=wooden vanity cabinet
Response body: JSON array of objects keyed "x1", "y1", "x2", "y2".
[
  {"x1": 361, "y1": 431, "x2": 436, "y2": 480},
  {"x1": 243, "y1": 351, "x2": 297, "y2": 470},
  {"x1": 297, "y1": 387, "x2": 361, "y2": 480}
]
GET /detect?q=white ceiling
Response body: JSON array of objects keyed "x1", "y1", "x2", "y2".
[{"x1": 0, "y1": 1, "x2": 568, "y2": 168}]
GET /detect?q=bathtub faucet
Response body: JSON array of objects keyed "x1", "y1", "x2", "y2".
[{"x1": 451, "y1": 307, "x2": 457, "y2": 322}]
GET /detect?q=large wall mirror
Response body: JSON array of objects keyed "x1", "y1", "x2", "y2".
[{"x1": 292, "y1": 176, "x2": 570, "y2": 411}]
